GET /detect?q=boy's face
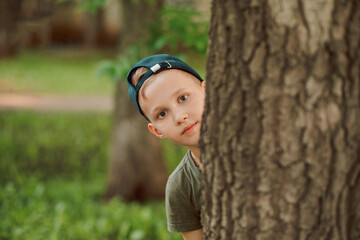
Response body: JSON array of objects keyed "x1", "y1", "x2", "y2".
[{"x1": 139, "y1": 69, "x2": 206, "y2": 148}]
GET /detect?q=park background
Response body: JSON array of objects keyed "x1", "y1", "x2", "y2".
[{"x1": 0, "y1": 0, "x2": 209, "y2": 239}]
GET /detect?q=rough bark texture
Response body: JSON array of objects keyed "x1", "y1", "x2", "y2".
[
  {"x1": 106, "y1": 0, "x2": 168, "y2": 201},
  {"x1": 201, "y1": 0, "x2": 360, "y2": 239}
]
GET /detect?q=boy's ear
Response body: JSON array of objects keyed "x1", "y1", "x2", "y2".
[
  {"x1": 201, "y1": 81, "x2": 206, "y2": 89},
  {"x1": 148, "y1": 123, "x2": 166, "y2": 139}
]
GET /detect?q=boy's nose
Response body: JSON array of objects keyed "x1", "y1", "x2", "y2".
[{"x1": 175, "y1": 111, "x2": 188, "y2": 125}]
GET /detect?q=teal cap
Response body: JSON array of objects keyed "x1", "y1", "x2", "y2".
[{"x1": 126, "y1": 54, "x2": 203, "y2": 119}]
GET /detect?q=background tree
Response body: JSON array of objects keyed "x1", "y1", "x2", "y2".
[
  {"x1": 105, "y1": 0, "x2": 168, "y2": 201},
  {"x1": 0, "y1": 0, "x2": 22, "y2": 58},
  {"x1": 83, "y1": 9, "x2": 103, "y2": 49},
  {"x1": 201, "y1": 0, "x2": 359, "y2": 239}
]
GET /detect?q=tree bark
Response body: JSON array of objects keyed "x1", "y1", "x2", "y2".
[
  {"x1": 106, "y1": 0, "x2": 167, "y2": 202},
  {"x1": 201, "y1": 0, "x2": 360, "y2": 239}
]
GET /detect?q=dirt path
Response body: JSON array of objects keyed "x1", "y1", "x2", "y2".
[{"x1": 0, "y1": 93, "x2": 112, "y2": 112}]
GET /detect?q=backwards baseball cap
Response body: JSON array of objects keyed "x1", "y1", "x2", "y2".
[{"x1": 126, "y1": 54, "x2": 204, "y2": 118}]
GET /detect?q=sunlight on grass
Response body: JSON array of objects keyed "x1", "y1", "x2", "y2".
[{"x1": 0, "y1": 49, "x2": 115, "y2": 96}]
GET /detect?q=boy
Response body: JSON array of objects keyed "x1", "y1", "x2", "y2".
[{"x1": 126, "y1": 54, "x2": 206, "y2": 240}]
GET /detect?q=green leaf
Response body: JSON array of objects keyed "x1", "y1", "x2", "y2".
[{"x1": 95, "y1": 60, "x2": 119, "y2": 82}]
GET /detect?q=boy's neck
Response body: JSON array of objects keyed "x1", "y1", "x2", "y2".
[{"x1": 189, "y1": 147, "x2": 202, "y2": 169}]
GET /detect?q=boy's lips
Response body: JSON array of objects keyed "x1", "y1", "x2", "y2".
[{"x1": 182, "y1": 122, "x2": 198, "y2": 134}]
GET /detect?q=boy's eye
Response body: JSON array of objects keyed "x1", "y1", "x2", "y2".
[
  {"x1": 178, "y1": 94, "x2": 188, "y2": 103},
  {"x1": 157, "y1": 110, "x2": 167, "y2": 119}
]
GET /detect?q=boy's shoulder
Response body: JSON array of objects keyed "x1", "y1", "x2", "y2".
[
  {"x1": 166, "y1": 151, "x2": 201, "y2": 195},
  {"x1": 168, "y1": 151, "x2": 192, "y2": 182},
  {"x1": 165, "y1": 151, "x2": 203, "y2": 232}
]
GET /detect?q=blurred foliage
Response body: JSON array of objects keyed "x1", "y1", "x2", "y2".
[
  {"x1": 0, "y1": 50, "x2": 114, "y2": 95},
  {"x1": 0, "y1": 111, "x2": 110, "y2": 183},
  {"x1": 57, "y1": 0, "x2": 157, "y2": 13},
  {"x1": 57, "y1": 0, "x2": 109, "y2": 13},
  {"x1": 0, "y1": 111, "x2": 183, "y2": 183},
  {"x1": 96, "y1": 5, "x2": 208, "y2": 82},
  {"x1": 148, "y1": 6, "x2": 209, "y2": 55},
  {"x1": 0, "y1": 111, "x2": 186, "y2": 239},
  {"x1": 0, "y1": 177, "x2": 182, "y2": 240},
  {"x1": 131, "y1": 0, "x2": 156, "y2": 4},
  {"x1": 96, "y1": 45, "x2": 142, "y2": 82}
]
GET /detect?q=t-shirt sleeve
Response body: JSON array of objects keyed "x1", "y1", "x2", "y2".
[{"x1": 165, "y1": 177, "x2": 202, "y2": 232}]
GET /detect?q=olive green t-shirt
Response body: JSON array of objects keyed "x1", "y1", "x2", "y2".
[{"x1": 165, "y1": 151, "x2": 202, "y2": 232}]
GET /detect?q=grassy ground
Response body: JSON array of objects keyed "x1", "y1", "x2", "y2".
[
  {"x1": 1, "y1": 176, "x2": 184, "y2": 240},
  {"x1": 0, "y1": 111, "x2": 183, "y2": 240},
  {"x1": 0, "y1": 49, "x2": 206, "y2": 96},
  {"x1": 1, "y1": 176, "x2": 178, "y2": 240},
  {"x1": 0, "y1": 49, "x2": 114, "y2": 96}
]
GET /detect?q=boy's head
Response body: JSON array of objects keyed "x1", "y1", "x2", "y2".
[{"x1": 126, "y1": 54, "x2": 206, "y2": 148}]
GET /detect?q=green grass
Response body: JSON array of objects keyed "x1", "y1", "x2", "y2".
[
  {"x1": 0, "y1": 111, "x2": 185, "y2": 240},
  {"x1": 0, "y1": 49, "x2": 115, "y2": 96},
  {"x1": 0, "y1": 111, "x2": 185, "y2": 182},
  {"x1": 0, "y1": 50, "x2": 206, "y2": 96},
  {"x1": 0, "y1": 111, "x2": 111, "y2": 182},
  {"x1": 0, "y1": 177, "x2": 182, "y2": 240}
]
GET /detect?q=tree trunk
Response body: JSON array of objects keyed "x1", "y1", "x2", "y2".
[
  {"x1": 106, "y1": 80, "x2": 168, "y2": 201},
  {"x1": 201, "y1": 0, "x2": 360, "y2": 239},
  {"x1": 84, "y1": 9, "x2": 104, "y2": 49},
  {"x1": 106, "y1": 0, "x2": 167, "y2": 202},
  {"x1": 119, "y1": 0, "x2": 163, "y2": 51},
  {"x1": 83, "y1": 11, "x2": 98, "y2": 49},
  {"x1": 0, "y1": 0, "x2": 21, "y2": 58}
]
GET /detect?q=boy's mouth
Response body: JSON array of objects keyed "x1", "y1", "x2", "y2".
[{"x1": 182, "y1": 122, "x2": 198, "y2": 135}]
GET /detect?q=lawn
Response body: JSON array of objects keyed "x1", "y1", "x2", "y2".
[
  {"x1": 0, "y1": 49, "x2": 206, "y2": 97},
  {"x1": 0, "y1": 111, "x2": 183, "y2": 240},
  {"x1": 0, "y1": 49, "x2": 114, "y2": 96}
]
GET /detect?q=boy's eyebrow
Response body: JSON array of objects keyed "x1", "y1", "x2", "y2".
[
  {"x1": 150, "y1": 87, "x2": 187, "y2": 117},
  {"x1": 171, "y1": 88, "x2": 186, "y2": 98},
  {"x1": 150, "y1": 105, "x2": 163, "y2": 117}
]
